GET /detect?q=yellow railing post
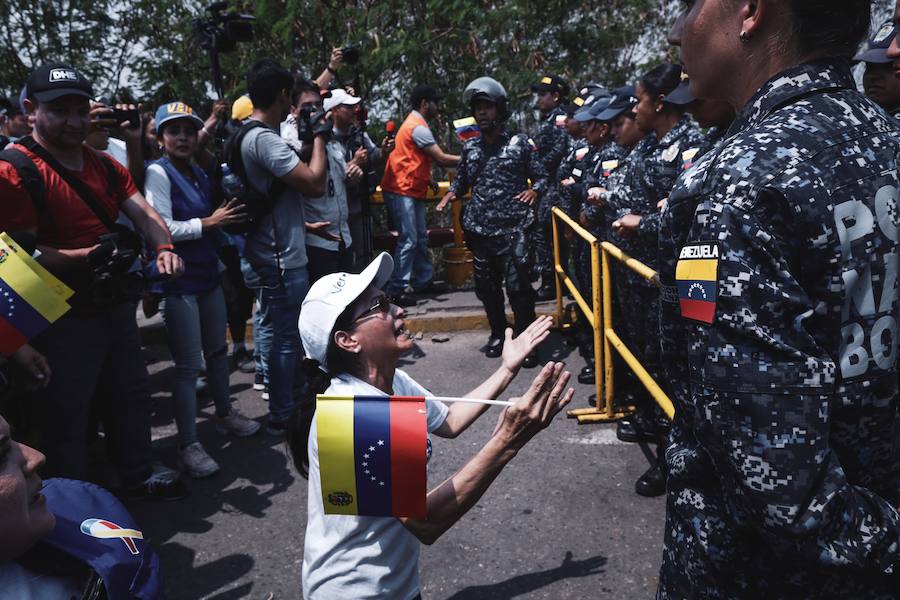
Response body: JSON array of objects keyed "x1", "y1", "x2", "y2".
[{"x1": 551, "y1": 209, "x2": 563, "y2": 327}]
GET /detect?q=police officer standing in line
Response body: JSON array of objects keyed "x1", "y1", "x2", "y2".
[
  {"x1": 857, "y1": 20, "x2": 900, "y2": 121},
  {"x1": 437, "y1": 77, "x2": 547, "y2": 367},
  {"x1": 584, "y1": 86, "x2": 655, "y2": 440},
  {"x1": 531, "y1": 75, "x2": 572, "y2": 301},
  {"x1": 659, "y1": 1, "x2": 900, "y2": 596}
]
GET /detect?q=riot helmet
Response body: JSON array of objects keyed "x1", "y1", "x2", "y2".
[{"x1": 463, "y1": 77, "x2": 509, "y2": 121}]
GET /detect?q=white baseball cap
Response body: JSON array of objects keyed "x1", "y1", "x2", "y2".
[
  {"x1": 299, "y1": 252, "x2": 394, "y2": 371},
  {"x1": 323, "y1": 88, "x2": 362, "y2": 112}
]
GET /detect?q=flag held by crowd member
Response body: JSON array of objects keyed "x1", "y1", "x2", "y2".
[
  {"x1": 0, "y1": 233, "x2": 74, "y2": 301},
  {"x1": 453, "y1": 117, "x2": 480, "y2": 141},
  {"x1": 317, "y1": 395, "x2": 427, "y2": 519},
  {"x1": 0, "y1": 234, "x2": 71, "y2": 356}
]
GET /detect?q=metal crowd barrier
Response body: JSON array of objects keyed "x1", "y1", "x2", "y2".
[{"x1": 551, "y1": 207, "x2": 675, "y2": 424}]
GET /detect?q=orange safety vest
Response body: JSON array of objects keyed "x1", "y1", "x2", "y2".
[{"x1": 380, "y1": 111, "x2": 433, "y2": 199}]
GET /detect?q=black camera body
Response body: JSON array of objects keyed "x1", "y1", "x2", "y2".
[
  {"x1": 86, "y1": 230, "x2": 145, "y2": 306},
  {"x1": 297, "y1": 106, "x2": 331, "y2": 143},
  {"x1": 193, "y1": 2, "x2": 255, "y2": 53},
  {"x1": 341, "y1": 46, "x2": 361, "y2": 65}
]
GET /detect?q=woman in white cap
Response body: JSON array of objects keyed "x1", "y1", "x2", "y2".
[
  {"x1": 292, "y1": 252, "x2": 574, "y2": 599},
  {"x1": 144, "y1": 101, "x2": 260, "y2": 479}
]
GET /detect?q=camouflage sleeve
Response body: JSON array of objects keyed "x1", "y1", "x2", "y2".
[
  {"x1": 695, "y1": 197, "x2": 900, "y2": 573},
  {"x1": 449, "y1": 145, "x2": 471, "y2": 196},
  {"x1": 637, "y1": 211, "x2": 661, "y2": 239},
  {"x1": 527, "y1": 141, "x2": 550, "y2": 195},
  {"x1": 539, "y1": 123, "x2": 568, "y2": 177}
]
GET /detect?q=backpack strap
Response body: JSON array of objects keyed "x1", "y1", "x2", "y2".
[
  {"x1": 224, "y1": 120, "x2": 286, "y2": 199},
  {"x1": 0, "y1": 147, "x2": 48, "y2": 214},
  {"x1": 18, "y1": 136, "x2": 119, "y2": 232},
  {"x1": 96, "y1": 152, "x2": 121, "y2": 200}
]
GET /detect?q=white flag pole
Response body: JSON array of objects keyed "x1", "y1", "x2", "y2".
[{"x1": 427, "y1": 396, "x2": 514, "y2": 407}]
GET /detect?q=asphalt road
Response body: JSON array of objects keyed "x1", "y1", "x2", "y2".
[{"x1": 128, "y1": 330, "x2": 665, "y2": 599}]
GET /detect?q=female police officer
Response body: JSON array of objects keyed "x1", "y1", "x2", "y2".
[{"x1": 659, "y1": 1, "x2": 900, "y2": 597}]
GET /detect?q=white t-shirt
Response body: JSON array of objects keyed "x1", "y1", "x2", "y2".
[
  {"x1": 302, "y1": 369, "x2": 449, "y2": 600},
  {"x1": 0, "y1": 561, "x2": 81, "y2": 599}
]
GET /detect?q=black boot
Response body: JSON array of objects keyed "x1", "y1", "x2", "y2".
[
  {"x1": 578, "y1": 365, "x2": 595, "y2": 384},
  {"x1": 616, "y1": 416, "x2": 658, "y2": 444},
  {"x1": 635, "y1": 464, "x2": 665, "y2": 497},
  {"x1": 485, "y1": 336, "x2": 504, "y2": 358}
]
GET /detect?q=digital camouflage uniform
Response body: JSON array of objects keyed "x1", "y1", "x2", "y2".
[
  {"x1": 534, "y1": 106, "x2": 571, "y2": 287},
  {"x1": 657, "y1": 59, "x2": 900, "y2": 599},
  {"x1": 557, "y1": 136, "x2": 589, "y2": 220},
  {"x1": 452, "y1": 130, "x2": 549, "y2": 338},
  {"x1": 594, "y1": 134, "x2": 659, "y2": 406},
  {"x1": 569, "y1": 141, "x2": 628, "y2": 364},
  {"x1": 658, "y1": 125, "x2": 731, "y2": 408}
]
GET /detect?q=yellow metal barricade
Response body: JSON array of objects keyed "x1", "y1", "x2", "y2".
[
  {"x1": 551, "y1": 207, "x2": 675, "y2": 423},
  {"x1": 550, "y1": 208, "x2": 629, "y2": 422}
]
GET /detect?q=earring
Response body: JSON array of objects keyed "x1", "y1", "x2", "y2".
[{"x1": 740, "y1": 30, "x2": 750, "y2": 42}]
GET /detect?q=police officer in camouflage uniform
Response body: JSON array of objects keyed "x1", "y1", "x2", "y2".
[
  {"x1": 857, "y1": 20, "x2": 900, "y2": 121},
  {"x1": 531, "y1": 75, "x2": 572, "y2": 300},
  {"x1": 657, "y1": 1, "x2": 900, "y2": 596},
  {"x1": 438, "y1": 77, "x2": 547, "y2": 367},
  {"x1": 566, "y1": 94, "x2": 631, "y2": 386}
]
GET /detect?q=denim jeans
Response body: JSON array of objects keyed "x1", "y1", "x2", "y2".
[
  {"x1": 30, "y1": 303, "x2": 153, "y2": 487},
  {"x1": 384, "y1": 192, "x2": 433, "y2": 293},
  {"x1": 243, "y1": 262, "x2": 310, "y2": 423},
  {"x1": 243, "y1": 258, "x2": 272, "y2": 385},
  {"x1": 161, "y1": 286, "x2": 232, "y2": 446}
]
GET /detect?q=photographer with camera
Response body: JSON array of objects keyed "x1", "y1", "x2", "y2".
[
  {"x1": 0, "y1": 63, "x2": 188, "y2": 500},
  {"x1": 233, "y1": 59, "x2": 329, "y2": 436},
  {"x1": 282, "y1": 77, "x2": 358, "y2": 282}
]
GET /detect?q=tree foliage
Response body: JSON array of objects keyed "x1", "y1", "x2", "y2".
[{"x1": 3, "y1": 0, "x2": 680, "y2": 136}]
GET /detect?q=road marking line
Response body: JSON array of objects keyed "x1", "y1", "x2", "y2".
[{"x1": 564, "y1": 428, "x2": 627, "y2": 446}]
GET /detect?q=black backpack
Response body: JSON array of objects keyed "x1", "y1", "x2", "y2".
[{"x1": 221, "y1": 120, "x2": 285, "y2": 234}]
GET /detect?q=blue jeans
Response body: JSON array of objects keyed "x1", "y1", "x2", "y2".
[
  {"x1": 161, "y1": 286, "x2": 232, "y2": 446},
  {"x1": 243, "y1": 258, "x2": 272, "y2": 385},
  {"x1": 243, "y1": 263, "x2": 310, "y2": 423},
  {"x1": 385, "y1": 192, "x2": 433, "y2": 293}
]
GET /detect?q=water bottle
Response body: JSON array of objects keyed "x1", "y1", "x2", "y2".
[{"x1": 220, "y1": 163, "x2": 245, "y2": 199}]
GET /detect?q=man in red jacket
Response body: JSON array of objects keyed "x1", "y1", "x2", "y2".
[{"x1": 381, "y1": 84, "x2": 459, "y2": 306}]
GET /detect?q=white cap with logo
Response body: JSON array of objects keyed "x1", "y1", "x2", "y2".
[
  {"x1": 298, "y1": 252, "x2": 394, "y2": 371},
  {"x1": 323, "y1": 88, "x2": 362, "y2": 112}
]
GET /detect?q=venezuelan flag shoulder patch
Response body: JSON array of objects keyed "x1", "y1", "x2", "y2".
[{"x1": 676, "y1": 241, "x2": 719, "y2": 325}]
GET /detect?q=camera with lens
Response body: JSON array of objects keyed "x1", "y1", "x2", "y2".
[
  {"x1": 86, "y1": 229, "x2": 146, "y2": 306},
  {"x1": 297, "y1": 105, "x2": 331, "y2": 143},
  {"x1": 193, "y1": 2, "x2": 255, "y2": 53},
  {"x1": 341, "y1": 46, "x2": 361, "y2": 65}
]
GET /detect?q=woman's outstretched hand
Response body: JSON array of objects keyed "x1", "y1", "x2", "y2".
[
  {"x1": 493, "y1": 362, "x2": 574, "y2": 450},
  {"x1": 501, "y1": 315, "x2": 553, "y2": 373}
]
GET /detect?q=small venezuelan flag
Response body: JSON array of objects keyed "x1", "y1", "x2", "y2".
[
  {"x1": 453, "y1": 116, "x2": 480, "y2": 141},
  {"x1": 317, "y1": 395, "x2": 427, "y2": 518},
  {"x1": 0, "y1": 236, "x2": 71, "y2": 356},
  {"x1": 676, "y1": 241, "x2": 719, "y2": 325},
  {"x1": 681, "y1": 147, "x2": 700, "y2": 171}
]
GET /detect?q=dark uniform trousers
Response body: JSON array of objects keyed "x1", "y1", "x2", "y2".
[{"x1": 466, "y1": 230, "x2": 537, "y2": 339}]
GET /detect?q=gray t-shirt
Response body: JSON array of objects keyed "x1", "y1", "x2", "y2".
[
  {"x1": 410, "y1": 111, "x2": 436, "y2": 149},
  {"x1": 240, "y1": 122, "x2": 307, "y2": 270}
]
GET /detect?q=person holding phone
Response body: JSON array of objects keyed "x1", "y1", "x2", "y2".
[{"x1": 144, "y1": 101, "x2": 260, "y2": 479}]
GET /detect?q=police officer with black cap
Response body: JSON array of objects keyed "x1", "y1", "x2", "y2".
[
  {"x1": 856, "y1": 19, "x2": 900, "y2": 120},
  {"x1": 531, "y1": 75, "x2": 572, "y2": 300},
  {"x1": 438, "y1": 77, "x2": 548, "y2": 367}
]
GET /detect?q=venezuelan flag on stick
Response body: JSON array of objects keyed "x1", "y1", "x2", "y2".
[
  {"x1": 0, "y1": 233, "x2": 74, "y2": 301},
  {"x1": 317, "y1": 395, "x2": 427, "y2": 518},
  {"x1": 453, "y1": 116, "x2": 480, "y2": 142},
  {"x1": 0, "y1": 235, "x2": 71, "y2": 356},
  {"x1": 676, "y1": 241, "x2": 719, "y2": 325}
]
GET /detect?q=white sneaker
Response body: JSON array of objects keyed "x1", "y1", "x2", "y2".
[
  {"x1": 261, "y1": 387, "x2": 269, "y2": 401},
  {"x1": 176, "y1": 442, "x2": 220, "y2": 478},
  {"x1": 216, "y1": 408, "x2": 261, "y2": 437}
]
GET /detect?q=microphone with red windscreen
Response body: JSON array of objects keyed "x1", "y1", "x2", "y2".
[{"x1": 385, "y1": 119, "x2": 397, "y2": 141}]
